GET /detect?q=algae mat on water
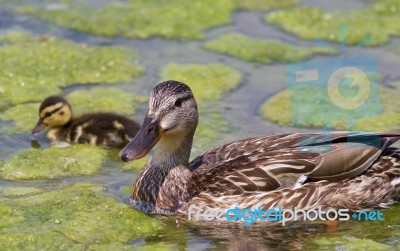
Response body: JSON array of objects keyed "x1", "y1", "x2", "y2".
[
  {"x1": 309, "y1": 237, "x2": 392, "y2": 250},
  {"x1": 0, "y1": 183, "x2": 171, "y2": 250},
  {"x1": 234, "y1": 0, "x2": 295, "y2": 11},
  {"x1": 266, "y1": 0, "x2": 400, "y2": 46},
  {"x1": 16, "y1": 0, "x2": 295, "y2": 40},
  {"x1": 205, "y1": 32, "x2": 335, "y2": 64},
  {"x1": 259, "y1": 87, "x2": 400, "y2": 131},
  {"x1": 306, "y1": 205, "x2": 400, "y2": 250},
  {"x1": 1, "y1": 187, "x2": 43, "y2": 197},
  {"x1": 160, "y1": 63, "x2": 241, "y2": 101},
  {"x1": 122, "y1": 156, "x2": 150, "y2": 172},
  {"x1": 0, "y1": 145, "x2": 107, "y2": 180},
  {"x1": 0, "y1": 31, "x2": 142, "y2": 107},
  {"x1": 66, "y1": 87, "x2": 136, "y2": 116},
  {"x1": 0, "y1": 87, "x2": 137, "y2": 134}
]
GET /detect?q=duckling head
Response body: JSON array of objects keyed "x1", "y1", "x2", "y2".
[
  {"x1": 120, "y1": 80, "x2": 198, "y2": 162},
  {"x1": 32, "y1": 96, "x2": 72, "y2": 134}
]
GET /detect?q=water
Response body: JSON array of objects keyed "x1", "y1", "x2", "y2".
[{"x1": 0, "y1": 1, "x2": 399, "y2": 250}]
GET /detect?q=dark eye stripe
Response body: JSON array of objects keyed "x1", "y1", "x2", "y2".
[
  {"x1": 44, "y1": 106, "x2": 63, "y2": 118},
  {"x1": 175, "y1": 95, "x2": 193, "y2": 105}
]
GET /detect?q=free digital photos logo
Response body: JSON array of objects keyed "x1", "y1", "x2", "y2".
[
  {"x1": 187, "y1": 205, "x2": 384, "y2": 226},
  {"x1": 287, "y1": 24, "x2": 382, "y2": 131}
]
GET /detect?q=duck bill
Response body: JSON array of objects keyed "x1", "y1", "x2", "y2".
[
  {"x1": 31, "y1": 119, "x2": 47, "y2": 134},
  {"x1": 119, "y1": 116, "x2": 162, "y2": 162}
]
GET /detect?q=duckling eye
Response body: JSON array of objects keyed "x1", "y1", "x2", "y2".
[
  {"x1": 174, "y1": 98, "x2": 183, "y2": 107},
  {"x1": 45, "y1": 112, "x2": 52, "y2": 118}
]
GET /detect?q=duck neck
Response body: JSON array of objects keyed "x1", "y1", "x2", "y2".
[
  {"x1": 151, "y1": 130, "x2": 194, "y2": 170},
  {"x1": 132, "y1": 130, "x2": 195, "y2": 213}
]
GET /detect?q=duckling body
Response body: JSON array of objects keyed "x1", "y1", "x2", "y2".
[
  {"x1": 120, "y1": 81, "x2": 400, "y2": 219},
  {"x1": 33, "y1": 96, "x2": 140, "y2": 147}
]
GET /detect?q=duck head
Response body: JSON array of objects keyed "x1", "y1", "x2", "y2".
[
  {"x1": 32, "y1": 96, "x2": 72, "y2": 134},
  {"x1": 120, "y1": 80, "x2": 198, "y2": 162}
]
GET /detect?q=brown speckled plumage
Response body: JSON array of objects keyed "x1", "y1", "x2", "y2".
[
  {"x1": 120, "y1": 80, "x2": 400, "y2": 219},
  {"x1": 32, "y1": 96, "x2": 140, "y2": 147}
]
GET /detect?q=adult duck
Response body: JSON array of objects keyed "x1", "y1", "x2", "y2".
[{"x1": 120, "y1": 80, "x2": 400, "y2": 217}]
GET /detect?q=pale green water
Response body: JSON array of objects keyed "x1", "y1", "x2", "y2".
[{"x1": 0, "y1": 1, "x2": 400, "y2": 250}]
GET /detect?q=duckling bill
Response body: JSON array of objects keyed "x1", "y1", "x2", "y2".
[{"x1": 32, "y1": 96, "x2": 140, "y2": 147}]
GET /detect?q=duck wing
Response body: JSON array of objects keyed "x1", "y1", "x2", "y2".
[{"x1": 189, "y1": 130, "x2": 400, "y2": 196}]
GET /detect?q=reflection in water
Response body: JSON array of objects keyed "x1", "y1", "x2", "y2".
[
  {"x1": 156, "y1": 216, "x2": 330, "y2": 250},
  {"x1": 30, "y1": 139, "x2": 41, "y2": 149},
  {"x1": 149, "y1": 213, "x2": 399, "y2": 250}
]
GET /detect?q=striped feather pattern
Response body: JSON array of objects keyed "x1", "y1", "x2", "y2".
[{"x1": 131, "y1": 131, "x2": 400, "y2": 215}]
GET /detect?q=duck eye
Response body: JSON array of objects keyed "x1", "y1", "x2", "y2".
[
  {"x1": 45, "y1": 112, "x2": 52, "y2": 117},
  {"x1": 174, "y1": 98, "x2": 183, "y2": 107}
]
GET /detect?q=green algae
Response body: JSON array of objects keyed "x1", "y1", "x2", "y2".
[
  {"x1": 17, "y1": 0, "x2": 235, "y2": 40},
  {"x1": 136, "y1": 243, "x2": 175, "y2": 251},
  {"x1": 15, "y1": 0, "x2": 296, "y2": 41},
  {"x1": 118, "y1": 185, "x2": 133, "y2": 198},
  {"x1": 309, "y1": 236, "x2": 391, "y2": 250},
  {"x1": 67, "y1": 87, "x2": 136, "y2": 116},
  {"x1": 234, "y1": 0, "x2": 295, "y2": 10},
  {"x1": 160, "y1": 63, "x2": 242, "y2": 101},
  {"x1": 0, "y1": 145, "x2": 107, "y2": 180},
  {"x1": 88, "y1": 242, "x2": 175, "y2": 251},
  {"x1": 0, "y1": 183, "x2": 164, "y2": 250},
  {"x1": 352, "y1": 205, "x2": 400, "y2": 243},
  {"x1": 0, "y1": 87, "x2": 136, "y2": 134},
  {"x1": 0, "y1": 31, "x2": 142, "y2": 107},
  {"x1": 205, "y1": 32, "x2": 335, "y2": 64},
  {"x1": 259, "y1": 90, "x2": 291, "y2": 126},
  {"x1": 122, "y1": 156, "x2": 150, "y2": 172},
  {"x1": 259, "y1": 87, "x2": 400, "y2": 131},
  {"x1": 0, "y1": 102, "x2": 39, "y2": 134},
  {"x1": 193, "y1": 105, "x2": 234, "y2": 155},
  {"x1": 392, "y1": 82, "x2": 400, "y2": 89},
  {"x1": 133, "y1": 95, "x2": 150, "y2": 104},
  {"x1": 0, "y1": 202, "x2": 25, "y2": 229},
  {"x1": 1, "y1": 187, "x2": 43, "y2": 197},
  {"x1": 266, "y1": 0, "x2": 400, "y2": 46},
  {"x1": 87, "y1": 243, "x2": 174, "y2": 251},
  {"x1": 355, "y1": 87, "x2": 400, "y2": 132},
  {"x1": 307, "y1": 205, "x2": 400, "y2": 250}
]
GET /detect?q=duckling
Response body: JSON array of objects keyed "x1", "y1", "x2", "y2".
[
  {"x1": 120, "y1": 80, "x2": 400, "y2": 218},
  {"x1": 32, "y1": 96, "x2": 140, "y2": 147}
]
